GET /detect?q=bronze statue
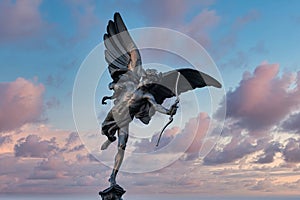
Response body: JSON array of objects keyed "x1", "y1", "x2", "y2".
[{"x1": 100, "y1": 12, "x2": 222, "y2": 189}]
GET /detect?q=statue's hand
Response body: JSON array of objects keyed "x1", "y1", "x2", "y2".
[
  {"x1": 168, "y1": 105, "x2": 178, "y2": 116},
  {"x1": 102, "y1": 96, "x2": 111, "y2": 105},
  {"x1": 167, "y1": 98, "x2": 179, "y2": 116}
]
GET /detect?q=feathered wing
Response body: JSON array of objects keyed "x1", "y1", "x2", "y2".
[
  {"x1": 148, "y1": 68, "x2": 222, "y2": 104},
  {"x1": 104, "y1": 12, "x2": 143, "y2": 83}
]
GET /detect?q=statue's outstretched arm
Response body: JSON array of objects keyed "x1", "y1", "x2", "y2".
[{"x1": 144, "y1": 93, "x2": 173, "y2": 115}]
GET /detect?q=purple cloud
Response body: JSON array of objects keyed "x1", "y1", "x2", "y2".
[
  {"x1": 255, "y1": 142, "x2": 282, "y2": 164},
  {"x1": 66, "y1": 132, "x2": 80, "y2": 146},
  {"x1": 204, "y1": 130, "x2": 266, "y2": 165},
  {"x1": 0, "y1": 135, "x2": 12, "y2": 146},
  {"x1": 250, "y1": 41, "x2": 269, "y2": 55},
  {"x1": 281, "y1": 112, "x2": 300, "y2": 134},
  {"x1": 283, "y1": 138, "x2": 300, "y2": 163},
  {"x1": 14, "y1": 135, "x2": 58, "y2": 158},
  {"x1": 45, "y1": 74, "x2": 65, "y2": 88},
  {"x1": 46, "y1": 96, "x2": 60, "y2": 109}
]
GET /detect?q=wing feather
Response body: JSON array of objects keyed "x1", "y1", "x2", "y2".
[
  {"x1": 148, "y1": 68, "x2": 222, "y2": 104},
  {"x1": 103, "y1": 12, "x2": 143, "y2": 82},
  {"x1": 103, "y1": 34, "x2": 128, "y2": 66},
  {"x1": 106, "y1": 21, "x2": 130, "y2": 62},
  {"x1": 104, "y1": 50, "x2": 127, "y2": 70}
]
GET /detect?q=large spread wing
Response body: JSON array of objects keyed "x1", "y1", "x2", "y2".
[
  {"x1": 148, "y1": 68, "x2": 222, "y2": 104},
  {"x1": 104, "y1": 12, "x2": 143, "y2": 83}
]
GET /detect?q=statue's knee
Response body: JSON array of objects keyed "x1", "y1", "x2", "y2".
[
  {"x1": 118, "y1": 144, "x2": 126, "y2": 150},
  {"x1": 118, "y1": 134, "x2": 128, "y2": 150}
]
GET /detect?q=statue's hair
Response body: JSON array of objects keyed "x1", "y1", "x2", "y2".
[{"x1": 144, "y1": 69, "x2": 162, "y2": 82}]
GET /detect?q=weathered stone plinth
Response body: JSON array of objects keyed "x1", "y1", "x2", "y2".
[{"x1": 99, "y1": 184, "x2": 126, "y2": 200}]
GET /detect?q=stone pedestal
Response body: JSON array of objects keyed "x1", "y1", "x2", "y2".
[{"x1": 99, "y1": 184, "x2": 126, "y2": 200}]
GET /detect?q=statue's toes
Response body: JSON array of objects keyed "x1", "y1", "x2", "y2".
[{"x1": 101, "y1": 140, "x2": 112, "y2": 150}]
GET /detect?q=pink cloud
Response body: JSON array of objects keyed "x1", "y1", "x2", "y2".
[
  {"x1": 207, "y1": 64, "x2": 300, "y2": 165},
  {"x1": 131, "y1": 1, "x2": 219, "y2": 47},
  {"x1": 182, "y1": 113, "x2": 210, "y2": 160},
  {"x1": 140, "y1": 0, "x2": 194, "y2": 26},
  {"x1": 0, "y1": 0, "x2": 46, "y2": 41},
  {"x1": 65, "y1": 0, "x2": 100, "y2": 40},
  {"x1": 184, "y1": 9, "x2": 220, "y2": 47},
  {"x1": 140, "y1": 0, "x2": 216, "y2": 26},
  {"x1": 212, "y1": 10, "x2": 261, "y2": 61},
  {"x1": 0, "y1": 78, "x2": 45, "y2": 132},
  {"x1": 233, "y1": 10, "x2": 260, "y2": 30},
  {"x1": 222, "y1": 63, "x2": 300, "y2": 131},
  {"x1": 133, "y1": 112, "x2": 210, "y2": 160}
]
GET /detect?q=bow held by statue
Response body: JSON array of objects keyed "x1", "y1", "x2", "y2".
[{"x1": 156, "y1": 97, "x2": 179, "y2": 147}]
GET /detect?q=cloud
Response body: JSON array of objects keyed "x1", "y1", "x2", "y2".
[
  {"x1": 28, "y1": 155, "x2": 68, "y2": 180},
  {"x1": 250, "y1": 41, "x2": 269, "y2": 55},
  {"x1": 203, "y1": 129, "x2": 266, "y2": 165},
  {"x1": 65, "y1": 0, "x2": 100, "y2": 40},
  {"x1": 67, "y1": 144, "x2": 85, "y2": 153},
  {"x1": 14, "y1": 135, "x2": 58, "y2": 158},
  {"x1": 46, "y1": 96, "x2": 60, "y2": 109},
  {"x1": 232, "y1": 10, "x2": 260, "y2": 30},
  {"x1": 132, "y1": 1, "x2": 219, "y2": 47},
  {"x1": 221, "y1": 50, "x2": 249, "y2": 69},
  {"x1": 212, "y1": 10, "x2": 261, "y2": 61},
  {"x1": 0, "y1": 0, "x2": 47, "y2": 42},
  {"x1": 133, "y1": 113, "x2": 210, "y2": 160},
  {"x1": 249, "y1": 178, "x2": 273, "y2": 192},
  {"x1": 139, "y1": 0, "x2": 208, "y2": 26},
  {"x1": 0, "y1": 124, "x2": 111, "y2": 194},
  {"x1": 45, "y1": 74, "x2": 65, "y2": 88},
  {"x1": 181, "y1": 113, "x2": 210, "y2": 160},
  {"x1": 133, "y1": 127, "x2": 180, "y2": 153},
  {"x1": 255, "y1": 142, "x2": 282, "y2": 164},
  {"x1": 66, "y1": 132, "x2": 80, "y2": 146},
  {"x1": 283, "y1": 138, "x2": 300, "y2": 163},
  {"x1": 281, "y1": 112, "x2": 300, "y2": 134},
  {"x1": 0, "y1": 135, "x2": 12, "y2": 147},
  {"x1": 0, "y1": 78, "x2": 45, "y2": 132},
  {"x1": 207, "y1": 63, "x2": 300, "y2": 165},
  {"x1": 184, "y1": 9, "x2": 220, "y2": 47},
  {"x1": 217, "y1": 63, "x2": 300, "y2": 131}
]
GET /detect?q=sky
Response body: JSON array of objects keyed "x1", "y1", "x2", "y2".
[{"x1": 1, "y1": 0, "x2": 300, "y2": 197}]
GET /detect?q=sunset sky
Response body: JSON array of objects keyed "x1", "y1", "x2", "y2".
[{"x1": 1, "y1": 0, "x2": 300, "y2": 197}]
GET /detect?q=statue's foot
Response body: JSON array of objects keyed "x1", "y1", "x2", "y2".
[
  {"x1": 108, "y1": 176, "x2": 116, "y2": 186},
  {"x1": 101, "y1": 139, "x2": 112, "y2": 150}
]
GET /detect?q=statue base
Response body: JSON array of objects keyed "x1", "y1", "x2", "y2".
[{"x1": 99, "y1": 184, "x2": 126, "y2": 200}]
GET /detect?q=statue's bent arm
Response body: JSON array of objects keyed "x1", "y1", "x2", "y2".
[{"x1": 143, "y1": 93, "x2": 170, "y2": 115}]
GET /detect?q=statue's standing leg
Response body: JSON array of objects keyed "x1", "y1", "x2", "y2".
[{"x1": 109, "y1": 125, "x2": 128, "y2": 186}]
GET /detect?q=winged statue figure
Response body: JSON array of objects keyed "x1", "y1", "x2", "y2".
[{"x1": 100, "y1": 12, "x2": 222, "y2": 186}]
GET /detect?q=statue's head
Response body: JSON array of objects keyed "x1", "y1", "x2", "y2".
[{"x1": 141, "y1": 69, "x2": 162, "y2": 86}]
